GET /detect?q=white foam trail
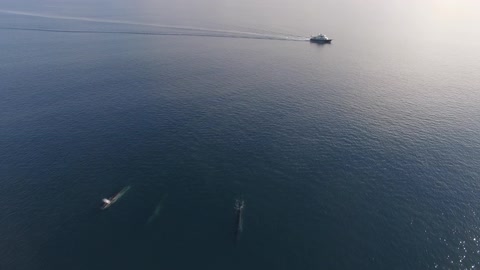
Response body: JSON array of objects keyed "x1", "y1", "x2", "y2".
[
  {"x1": 0, "y1": 27, "x2": 308, "y2": 42},
  {"x1": 0, "y1": 9, "x2": 298, "y2": 40}
]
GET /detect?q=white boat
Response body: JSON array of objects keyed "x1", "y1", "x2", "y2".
[
  {"x1": 310, "y1": 34, "x2": 332, "y2": 43},
  {"x1": 100, "y1": 186, "x2": 131, "y2": 210},
  {"x1": 101, "y1": 198, "x2": 113, "y2": 209}
]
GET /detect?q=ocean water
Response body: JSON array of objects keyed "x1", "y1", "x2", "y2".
[{"x1": 1, "y1": 1, "x2": 480, "y2": 269}]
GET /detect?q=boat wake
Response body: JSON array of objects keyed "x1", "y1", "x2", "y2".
[
  {"x1": 0, "y1": 9, "x2": 308, "y2": 42},
  {"x1": 0, "y1": 27, "x2": 308, "y2": 41}
]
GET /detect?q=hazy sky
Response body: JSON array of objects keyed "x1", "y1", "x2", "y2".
[{"x1": 1, "y1": 0, "x2": 479, "y2": 41}]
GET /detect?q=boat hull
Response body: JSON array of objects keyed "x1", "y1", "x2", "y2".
[
  {"x1": 310, "y1": 39, "x2": 332, "y2": 44},
  {"x1": 100, "y1": 203, "x2": 112, "y2": 210}
]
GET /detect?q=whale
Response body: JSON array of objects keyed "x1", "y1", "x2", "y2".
[{"x1": 234, "y1": 199, "x2": 245, "y2": 243}]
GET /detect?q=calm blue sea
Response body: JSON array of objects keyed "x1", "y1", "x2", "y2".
[{"x1": 1, "y1": 1, "x2": 480, "y2": 269}]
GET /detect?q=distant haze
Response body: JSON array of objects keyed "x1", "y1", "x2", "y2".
[{"x1": 2, "y1": 0, "x2": 480, "y2": 39}]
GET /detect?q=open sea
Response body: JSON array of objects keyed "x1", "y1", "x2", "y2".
[{"x1": 1, "y1": 0, "x2": 480, "y2": 269}]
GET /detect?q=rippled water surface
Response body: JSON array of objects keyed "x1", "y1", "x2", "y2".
[{"x1": 1, "y1": 1, "x2": 480, "y2": 269}]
